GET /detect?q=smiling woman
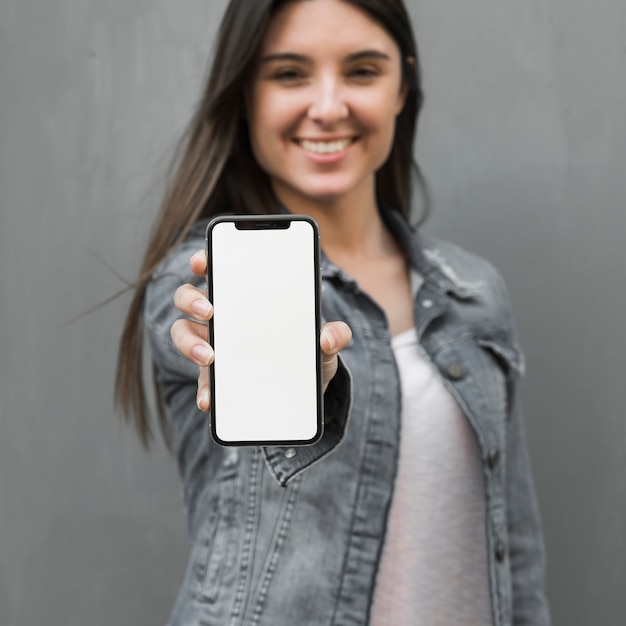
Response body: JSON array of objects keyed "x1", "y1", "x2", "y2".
[
  {"x1": 248, "y1": 0, "x2": 408, "y2": 216},
  {"x1": 115, "y1": 1, "x2": 551, "y2": 625}
]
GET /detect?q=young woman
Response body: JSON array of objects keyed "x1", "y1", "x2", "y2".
[{"x1": 116, "y1": 1, "x2": 551, "y2": 624}]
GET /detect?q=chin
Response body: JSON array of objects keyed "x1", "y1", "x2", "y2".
[
  {"x1": 301, "y1": 180, "x2": 361, "y2": 203},
  {"x1": 274, "y1": 174, "x2": 366, "y2": 208},
  {"x1": 306, "y1": 190, "x2": 352, "y2": 205}
]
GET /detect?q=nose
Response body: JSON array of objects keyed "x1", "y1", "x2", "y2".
[{"x1": 307, "y1": 76, "x2": 349, "y2": 126}]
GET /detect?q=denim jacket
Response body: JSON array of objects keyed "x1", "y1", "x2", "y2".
[{"x1": 144, "y1": 209, "x2": 550, "y2": 626}]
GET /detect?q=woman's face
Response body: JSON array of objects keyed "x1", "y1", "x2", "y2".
[{"x1": 247, "y1": 0, "x2": 407, "y2": 210}]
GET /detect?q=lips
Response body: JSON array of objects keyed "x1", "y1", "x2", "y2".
[{"x1": 297, "y1": 138, "x2": 354, "y2": 155}]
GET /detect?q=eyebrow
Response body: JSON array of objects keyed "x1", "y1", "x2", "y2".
[
  {"x1": 260, "y1": 52, "x2": 310, "y2": 64},
  {"x1": 259, "y1": 50, "x2": 393, "y2": 64},
  {"x1": 346, "y1": 50, "x2": 392, "y2": 63}
]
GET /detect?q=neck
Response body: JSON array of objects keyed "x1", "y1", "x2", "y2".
[{"x1": 275, "y1": 183, "x2": 388, "y2": 260}]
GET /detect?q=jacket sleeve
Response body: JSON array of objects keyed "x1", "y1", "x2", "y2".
[
  {"x1": 506, "y1": 371, "x2": 552, "y2": 625},
  {"x1": 492, "y1": 262, "x2": 551, "y2": 625},
  {"x1": 494, "y1": 268, "x2": 551, "y2": 624}
]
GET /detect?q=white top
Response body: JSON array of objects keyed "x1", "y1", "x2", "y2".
[{"x1": 369, "y1": 327, "x2": 493, "y2": 625}]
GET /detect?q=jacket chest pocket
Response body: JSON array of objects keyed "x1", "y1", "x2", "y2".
[{"x1": 428, "y1": 334, "x2": 521, "y2": 470}]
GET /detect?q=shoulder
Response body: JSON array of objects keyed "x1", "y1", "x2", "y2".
[
  {"x1": 386, "y1": 209, "x2": 510, "y2": 305},
  {"x1": 413, "y1": 232, "x2": 524, "y2": 374},
  {"x1": 417, "y1": 232, "x2": 507, "y2": 291},
  {"x1": 415, "y1": 232, "x2": 512, "y2": 310}
]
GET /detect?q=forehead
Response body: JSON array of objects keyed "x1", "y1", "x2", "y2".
[{"x1": 260, "y1": 0, "x2": 399, "y2": 56}]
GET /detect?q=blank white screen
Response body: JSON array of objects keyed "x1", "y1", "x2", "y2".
[{"x1": 210, "y1": 219, "x2": 320, "y2": 444}]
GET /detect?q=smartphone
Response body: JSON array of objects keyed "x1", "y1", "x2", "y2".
[{"x1": 206, "y1": 215, "x2": 322, "y2": 446}]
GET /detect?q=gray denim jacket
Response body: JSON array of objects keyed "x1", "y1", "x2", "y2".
[{"x1": 144, "y1": 209, "x2": 550, "y2": 626}]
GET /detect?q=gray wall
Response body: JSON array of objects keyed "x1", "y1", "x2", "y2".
[{"x1": 0, "y1": 0, "x2": 624, "y2": 624}]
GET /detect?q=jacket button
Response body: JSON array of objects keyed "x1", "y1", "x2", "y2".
[
  {"x1": 446, "y1": 361, "x2": 465, "y2": 380},
  {"x1": 284, "y1": 448, "x2": 297, "y2": 459},
  {"x1": 488, "y1": 449, "x2": 501, "y2": 469},
  {"x1": 495, "y1": 542, "x2": 506, "y2": 562}
]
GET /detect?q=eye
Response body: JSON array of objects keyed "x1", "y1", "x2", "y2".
[
  {"x1": 348, "y1": 66, "x2": 381, "y2": 82},
  {"x1": 272, "y1": 67, "x2": 307, "y2": 83}
]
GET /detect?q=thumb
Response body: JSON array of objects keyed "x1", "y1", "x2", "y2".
[{"x1": 320, "y1": 321, "x2": 352, "y2": 391}]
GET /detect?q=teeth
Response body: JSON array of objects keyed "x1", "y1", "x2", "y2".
[{"x1": 299, "y1": 139, "x2": 352, "y2": 154}]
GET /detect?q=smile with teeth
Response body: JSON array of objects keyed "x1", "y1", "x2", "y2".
[{"x1": 298, "y1": 138, "x2": 354, "y2": 155}]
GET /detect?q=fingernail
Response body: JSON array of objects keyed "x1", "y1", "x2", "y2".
[
  {"x1": 192, "y1": 344, "x2": 212, "y2": 364},
  {"x1": 191, "y1": 299, "x2": 212, "y2": 318},
  {"x1": 197, "y1": 390, "x2": 209, "y2": 411},
  {"x1": 323, "y1": 329, "x2": 336, "y2": 351}
]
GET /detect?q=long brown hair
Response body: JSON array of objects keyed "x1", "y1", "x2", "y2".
[{"x1": 115, "y1": 0, "x2": 427, "y2": 446}]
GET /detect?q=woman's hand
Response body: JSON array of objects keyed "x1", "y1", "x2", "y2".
[{"x1": 171, "y1": 250, "x2": 352, "y2": 412}]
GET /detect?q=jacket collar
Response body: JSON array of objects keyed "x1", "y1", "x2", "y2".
[{"x1": 381, "y1": 208, "x2": 481, "y2": 300}]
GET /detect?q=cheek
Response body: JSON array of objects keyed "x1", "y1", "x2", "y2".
[
  {"x1": 355, "y1": 104, "x2": 400, "y2": 148},
  {"x1": 353, "y1": 88, "x2": 403, "y2": 129},
  {"x1": 248, "y1": 126, "x2": 274, "y2": 175},
  {"x1": 248, "y1": 101, "x2": 277, "y2": 161},
  {"x1": 249, "y1": 97, "x2": 294, "y2": 155},
  {"x1": 248, "y1": 118, "x2": 289, "y2": 179}
]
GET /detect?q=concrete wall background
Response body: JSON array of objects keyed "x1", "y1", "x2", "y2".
[{"x1": 1, "y1": 0, "x2": 624, "y2": 624}]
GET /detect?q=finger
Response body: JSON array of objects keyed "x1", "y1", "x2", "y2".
[
  {"x1": 174, "y1": 283, "x2": 213, "y2": 321},
  {"x1": 320, "y1": 321, "x2": 352, "y2": 391},
  {"x1": 171, "y1": 318, "x2": 214, "y2": 367},
  {"x1": 320, "y1": 321, "x2": 352, "y2": 356},
  {"x1": 189, "y1": 249, "x2": 207, "y2": 277},
  {"x1": 197, "y1": 366, "x2": 211, "y2": 412}
]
